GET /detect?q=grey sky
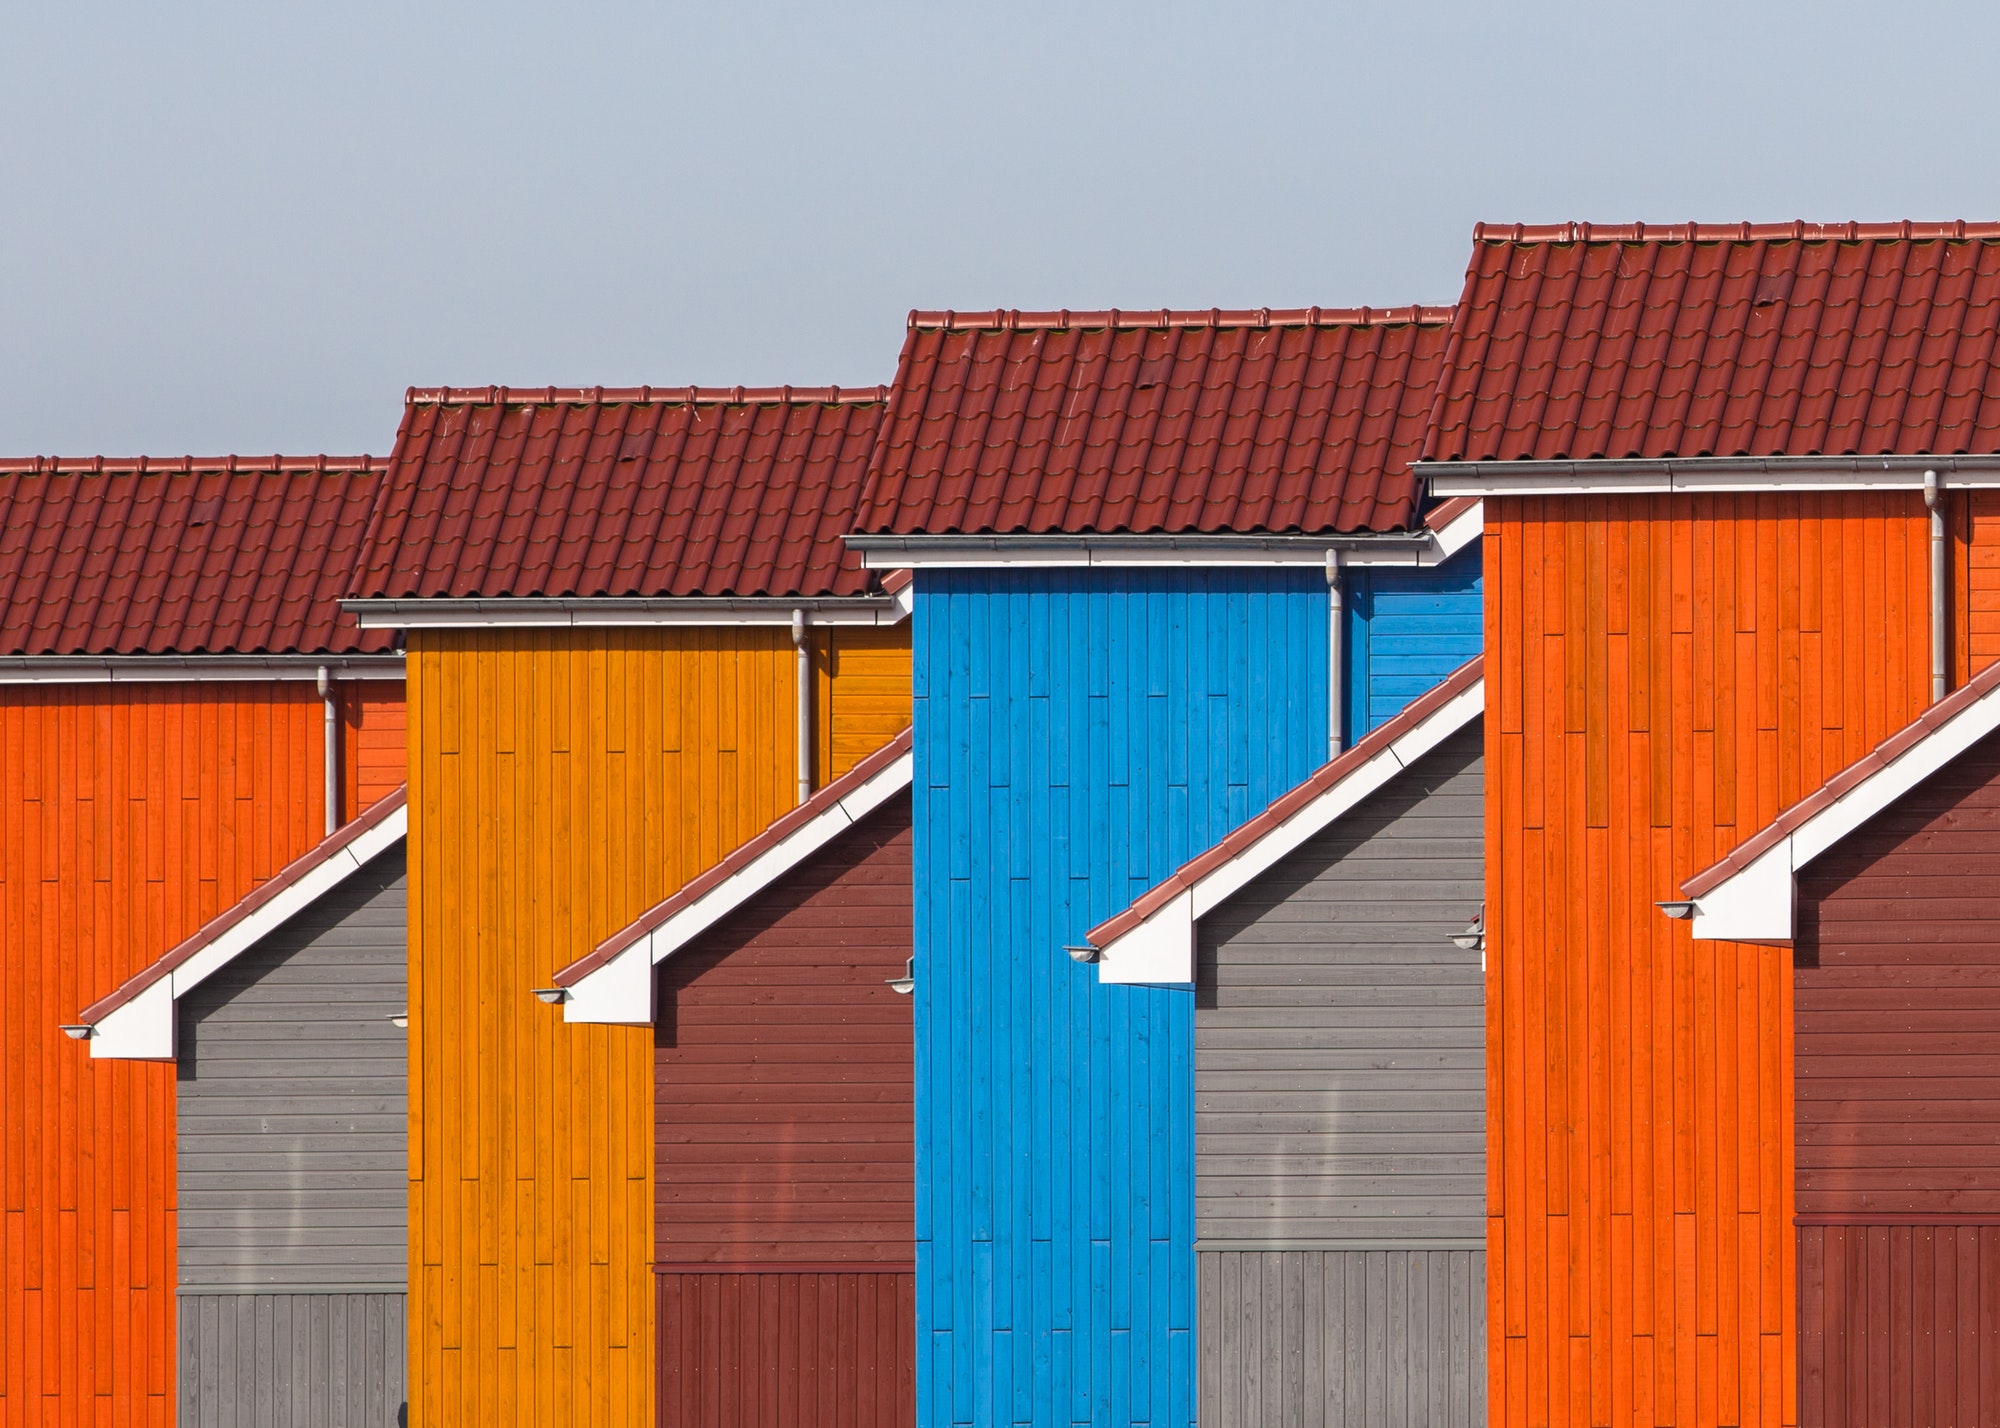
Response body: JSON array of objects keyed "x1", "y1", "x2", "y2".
[{"x1": 3, "y1": 1, "x2": 1995, "y2": 457}]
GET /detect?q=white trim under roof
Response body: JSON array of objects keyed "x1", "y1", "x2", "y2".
[
  {"x1": 0, "y1": 655, "x2": 404, "y2": 685},
  {"x1": 342, "y1": 595, "x2": 905, "y2": 629},
  {"x1": 1419, "y1": 453, "x2": 2000, "y2": 498},
  {"x1": 1091, "y1": 674, "x2": 1484, "y2": 985},
  {"x1": 844, "y1": 527, "x2": 1470, "y2": 571},
  {"x1": 560, "y1": 747, "x2": 914, "y2": 1024},
  {"x1": 86, "y1": 805, "x2": 407, "y2": 1059},
  {"x1": 1683, "y1": 674, "x2": 2000, "y2": 944}
]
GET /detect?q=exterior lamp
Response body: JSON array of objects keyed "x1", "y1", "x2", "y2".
[
  {"x1": 1655, "y1": 900, "x2": 1697, "y2": 921},
  {"x1": 1064, "y1": 944, "x2": 1102, "y2": 965},
  {"x1": 59, "y1": 1024, "x2": 93, "y2": 1041},
  {"x1": 388, "y1": 1012, "x2": 409, "y2": 1029},
  {"x1": 1449, "y1": 914, "x2": 1485, "y2": 952},
  {"x1": 531, "y1": 987, "x2": 569, "y2": 1005},
  {"x1": 887, "y1": 957, "x2": 916, "y2": 995}
]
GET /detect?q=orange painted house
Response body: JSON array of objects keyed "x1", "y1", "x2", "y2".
[
  {"x1": 342, "y1": 386, "x2": 912, "y2": 1426},
  {"x1": 1420, "y1": 222, "x2": 2000, "y2": 1428},
  {"x1": 0, "y1": 457, "x2": 405, "y2": 1426}
]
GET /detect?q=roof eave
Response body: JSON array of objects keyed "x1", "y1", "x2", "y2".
[
  {"x1": 0, "y1": 653, "x2": 404, "y2": 684},
  {"x1": 1420, "y1": 453, "x2": 2000, "y2": 497},
  {"x1": 342, "y1": 595, "x2": 907, "y2": 630},
  {"x1": 844, "y1": 529, "x2": 1457, "y2": 570}
]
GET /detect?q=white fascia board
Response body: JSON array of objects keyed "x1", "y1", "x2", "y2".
[
  {"x1": 88, "y1": 979, "x2": 175, "y2": 1060},
  {"x1": 348, "y1": 600, "x2": 903, "y2": 630},
  {"x1": 1421, "y1": 455, "x2": 2000, "y2": 498},
  {"x1": 561, "y1": 944, "x2": 654, "y2": 1025},
  {"x1": 89, "y1": 806, "x2": 407, "y2": 1060},
  {"x1": 1093, "y1": 676, "x2": 1484, "y2": 986},
  {"x1": 1688, "y1": 844, "x2": 1796, "y2": 942},
  {"x1": 1689, "y1": 678, "x2": 2000, "y2": 941},
  {"x1": 1096, "y1": 889, "x2": 1194, "y2": 985},
  {"x1": 850, "y1": 538, "x2": 1437, "y2": 571},
  {"x1": 562, "y1": 750, "x2": 915, "y2": 1023},
  {"x1": 0, "y1": 659, "x2": 404, "y2": 686},
  {"x1": 1428, "y1": 501, "x2": 1484, "y2": 560}
]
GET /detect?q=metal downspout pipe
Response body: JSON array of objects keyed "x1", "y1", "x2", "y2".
[
  {"x1": 1326, "y1": 549, "x2": 1344, "y2": 760},
  {"x1": 792, "y1": 610, "x2": 812, "y2": 806},
  {"x1": 1924, "y1": 470, "x2": 1949, "y2": 704},
  {"x1": 315, "y1": 666, "x2": 338, "y2": 835}
]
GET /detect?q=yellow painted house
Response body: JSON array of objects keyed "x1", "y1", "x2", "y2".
[{"x1": 344, "y1": 385, "x2": 910, "y2": 1424}]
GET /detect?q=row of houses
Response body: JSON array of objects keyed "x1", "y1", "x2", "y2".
[{"x1": 7, "y1": 220, "x2": 1999, "y2": 1427}]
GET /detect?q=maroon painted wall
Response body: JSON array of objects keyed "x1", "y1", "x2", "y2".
[
  {"x1": 1794, "y1": 729, "x2": 2000, "y2": 1428},
  {"x1": 653, "y1": 793, "x2": 913, "y2": 1427}
]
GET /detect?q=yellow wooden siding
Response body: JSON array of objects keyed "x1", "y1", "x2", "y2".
[
  {"x1": 817, "y1": 626, "x2": 915, "y2": 783},
  {"x1": 407, "y1": 625, "x2": 909, "y2": 1425}
]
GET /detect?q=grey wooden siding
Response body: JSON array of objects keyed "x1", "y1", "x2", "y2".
[
  {"x1": 178, "y1": 1292, "x2": 406, "y2": 1427},
  {"x1": 176, "y1": 844, "x2": 408, "y2": 1426},
  {"x1": 1199, "y1": 1251, "x2": 1484, "y2": 1428},
  {"x1": 1195, "y1": 724, "x2": 1484, "y2": 1425}
]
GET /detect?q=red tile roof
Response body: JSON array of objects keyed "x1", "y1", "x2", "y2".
[
  {"x1": 1085, "y1": 654, "x2": 1484, "y2": 949},
  {"x1": 1426, "y1": 221, "x2": 2000, "y2": 463},
  {"x1": 350, "y1": 386, "x2": 892, "y2": 601},
  {"x1": 0, "y1": 456, "x2": 393, "y2": 656},
  {"x1": 853, "y1": 307, "x2": 1454, "y2": 537},
  {"x1": 553, "y1": 726, "x2": 913, "y2": 986},
  {"x1": 77, "y1": 784, "x2": 407, "y2": 1024},
  {"x1": 1682, "y1": 655, "x2": 2000, "y2": 898}
]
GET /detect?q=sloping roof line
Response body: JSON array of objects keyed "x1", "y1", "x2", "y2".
[
  {"x1": 1086, "y1": 654, "x2": 1485, "y2": 951},
  {"x1": 1683, "y1": 657, "x2": 2000, "y2": 900},
  {"x1": 0, "y1": 456, "x2": 383, "y2": 474},
  {"x1": 906, "y1": 306, "x2": 1455, "y2": 332},
  {"x1": 76, "y1": 785, "x2": 408, "y2": 1026},
  {"x1": 554, "y1": 727, "x2": 915, "y2": 987},
  {"x1": 1472, "y1": 220, "x2": 2000, "y2": 245},
  {"x1": 405, "y1": 385, "x2": 887, "y2": 407}
]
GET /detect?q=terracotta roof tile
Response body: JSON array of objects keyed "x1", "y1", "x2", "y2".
[
  {"x1": 1427, "y1": 221, "x2": 2000, "y2": 463},
  {"x1": 0, "y1": 456, "x2": 391, "y2": 656},
  {"x1": 350, "y1": 386, "x2": 890, "y2": 600},
  {"x1": 854, "y1": 307, "x2": 1454, "y2": 537}
]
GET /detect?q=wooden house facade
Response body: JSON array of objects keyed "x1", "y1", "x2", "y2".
[
  {"x1": 5, "y1": 458, "x2": 405, "y2": 1425},
  {"x1": 343, "y1": 387, "x2": 913, "y2": 1425},
  {"x1": 1422, "y1": 222, "x2": 2000, "y2": 1428},
  {"x1": 847, "y1": 308, "x2": 1487, "y2": 1427}
]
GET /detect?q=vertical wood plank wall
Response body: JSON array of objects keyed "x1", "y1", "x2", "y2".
[
  {"x1": 818, "y1": 627, "x2": 915, "y2": 785},
  {"x1": 911, "y1": 569, "x2": 1328, "y2": 1428},
  {"x1": 342, "y1": 680, "x2": 408, "y2": 817},
  {"x1": 0, "y1": 683, "x2": 337, "y2": 1427},
  {"x1": 1345, "y1": 546, "x2": 1485, "y2": 739},
  {"x1": 1485, "y1": 494, "x2": 1933, "y2": 1428},
  {"x1": 405, "y1": 626, "x2": 909, "y2": 1427}
]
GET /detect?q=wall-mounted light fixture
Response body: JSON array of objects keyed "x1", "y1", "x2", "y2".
[
  {"x1": 1655, "y1": 900, "x2": 1697, "y2": 921},
  {"x1": 887, "y1": 957, "x2": 916, "y2": 995},
  {"x1": 1064, "y1": 944, "x2": 1101, "y2": 965},
  {"x1": 531, "y1": 988, "x2": 569, "y2": 1005},
  {"x1": 59, "y1": 1024, "x2": 93, "y2": 1041},
  {"x1": 1449, "y1": 913, "x2": 1485, "y2": 952},
  {"x1": 388, "y1": 1012, "x2": 409, "y2": 1029}
]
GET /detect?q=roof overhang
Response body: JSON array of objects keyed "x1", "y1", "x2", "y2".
[
  {"x1": 553, "y1": 731, "x2": 914, "y2": 1024},
  {"x1": 1084, "y1": 657, "x2": 1485, "y2": 985},
  {"x1": 1678, "y1": 660, "x2": 2000, "y2": 943},
  {"x1": 342, "y1": 595, "x2": 905, "y2": 630},
  {"x1": 74, "y1": 790, "x2": 408, "y2": 1059},
  {"x1": 1419, "y1": 453, "x2": 2000, "y2": 498},
  {"x1": 0, "y1": 654, "x2": 403, "y2": 685},
  {"x1": 845, "y1": 525, "x2": 1469, "y2": 570}
]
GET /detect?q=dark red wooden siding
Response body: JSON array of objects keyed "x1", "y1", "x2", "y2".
[
  {"x1": 654, "y1": 793, "x2": 913, "y2": 1427},
  {"x1": 1794, "y1": 728, "x2": 2000, "y2": 1428}
]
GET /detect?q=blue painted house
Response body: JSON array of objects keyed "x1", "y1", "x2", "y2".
[{"x1": 849, "y1": 306, "x2": 1483, "y2": 1426}]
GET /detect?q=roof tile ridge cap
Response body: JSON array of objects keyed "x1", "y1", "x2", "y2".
[
  {"x1": 560, "y1": 727, "x2": 914, "y2": 980},
  {"x1": 1088, "y1": 655, "x2": 1484, "y2": 943},
  {"x1": 1477, "y1": 219, "x2": 2000, "y2": 247},
  {"x1": 1681, "y1": 663, "x2": 2000, "y2": 896},
  {"x1": 0, "y1": 454, "x2": 381, "y2": 475},
  {"x1": 903, "y1": 305, "x2": 1458, "y2": 332},
  {"x1": 77, "y1": 784, "x2": 408, "y2": 1022}
]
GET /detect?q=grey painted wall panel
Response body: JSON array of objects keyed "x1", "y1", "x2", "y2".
[
  {"x1": 178, "y1": 1292, "x2": 407, "y2": 1427},
  {"x1": 176, "y1": 845, "x2": 409, "y2": 1426},
  {"x1": 177, "y1": 847, "x2": 407, "y2": 1292},
  {"x1": 1195, "y1": 725, "x2": 1485, "y2": 1425}
]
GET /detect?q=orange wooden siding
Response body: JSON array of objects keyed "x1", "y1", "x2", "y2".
[
  {"x1": 404, "y1": 624, "x2": 909, "y2": 1427},
  {"x1": 816, "y1": 626, "x2": 914, "y2": 785},
  {"x1": 0, "y1": 682, "x2": 342, "y2": 1428},
  {"x1": 342, "y1": 679, "x2": 408, "y2": 816},
  {"x1": 1956, "y1": 488, "x2": 2000, "y2": 684},
  {"x1": 1485, "y1": 493, "x2": 1935, "y2": 1428}
]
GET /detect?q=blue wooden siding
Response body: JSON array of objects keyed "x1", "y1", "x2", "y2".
[
  {"x1": 912, "y1": 568, "x2": 1328, "y2": 1428},
  {"x1": 1343, "y1": 546, "x2": 1484, "y2": 737}
]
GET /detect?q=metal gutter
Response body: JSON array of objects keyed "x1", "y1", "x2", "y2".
[
  {"x1": 341, "y1": 595, "x2": 906, "y2": 629},
  {"x1": 1419, "y1": 453, "x2": 2000, "y2": 497},
  {"x1": 0, "y1": 655, "x2": 405, "y2": 685},
  {"x1": 843, "y1": 530, "x2": 1446, "y2": 569}
]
